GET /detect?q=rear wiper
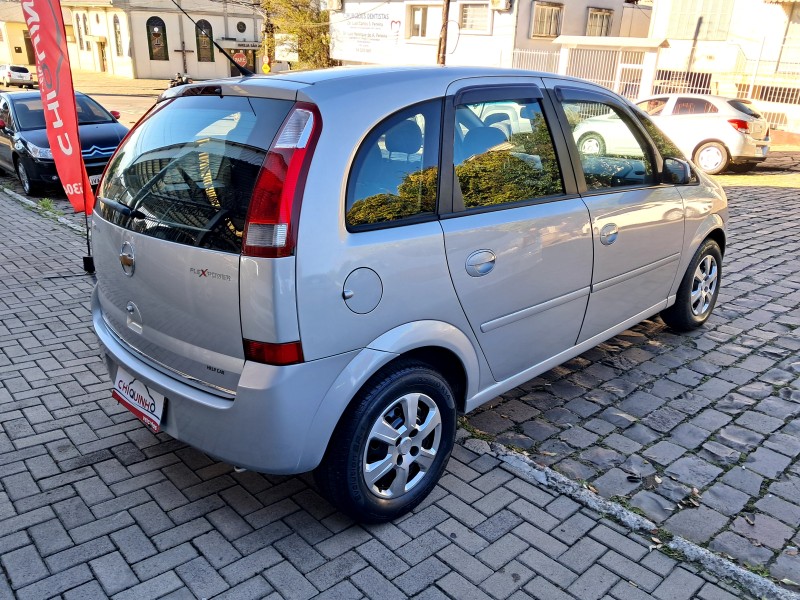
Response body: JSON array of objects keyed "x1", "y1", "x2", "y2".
[{"x1": 99, "y1": 197, "x2": 146, "y2": 219}]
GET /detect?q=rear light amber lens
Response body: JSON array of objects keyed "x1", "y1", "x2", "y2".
[
  {"x1": 728, "y1": 119, "x2": 750, "y2": 134},
  {"x1": 243, "y1": 339, "x2": 304, "y2": 366},
  {"x1": 243, "y1": 103, "x2": 322, "y2": 258}
]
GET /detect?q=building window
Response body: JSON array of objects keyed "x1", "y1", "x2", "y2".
[
  {"x1": 196, "y1": 20, "x2": 214, "y2": 62},
  {"x1": 76, "y1": 15, "x2": 84, "y2": 50},
  {"x1": 83, "y1": 15, "x2": 90, "y2": 50},
  {"x1": 407, "y1": 5, "x2": 440, "y2": 39},
  {"x1": 460, "y1": 3, "x2": 490, "y2": 33},
  {"x1": 531, "y1": 2, "x2": 562, "y2": 38},
  {"x1": 146, "y1": 16, "x2": 169, "y2": 60},
  {"x1": 586, "y1": 8, "x2": 612, "y2": 36},
  {"x1": 113, "y1": 16, "x2": 123, "y2": 56},
  {"x1": 667, "y1": 0, "x2": 733, "y2": 41}
]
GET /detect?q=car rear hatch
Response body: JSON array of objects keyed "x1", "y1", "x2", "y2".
[
  {"x1": 728, "y1": 99, "x2": 769, "y2": 141},
  {"x1": 93, "y1": 88, "x2": 313, "y2": 394}
]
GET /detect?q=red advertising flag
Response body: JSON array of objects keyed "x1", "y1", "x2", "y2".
[{"x1": 22, "y1": 0, "x2": 94, "y2": 214}]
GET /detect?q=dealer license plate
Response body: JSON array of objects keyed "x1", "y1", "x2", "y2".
[
  {"x1": 112, "y1": 366, "x2": 165, "y2": 432},
  {"x1": 89, "y1": 174, "x2": 102, "y2": 185}
]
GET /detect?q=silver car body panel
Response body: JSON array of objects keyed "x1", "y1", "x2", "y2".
[
  {"x1": 91, "y1": 66, "x2": 728, "y2": 475},
  {"x1": 441, "y1": 202, "x2": 593, "y2": 381},
  {"x1": 92, "y1": 218, "x2": 244, "y2": 394},
  {"x1": 577, "y1": 186, "x2": 685, "y2": 342},
  {"x1": 240, "y1": 256, "x2": 300, "y2": 343}
]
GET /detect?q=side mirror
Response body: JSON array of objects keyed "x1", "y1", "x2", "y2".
[
  {"x1": 663, "y1": 157, "x2": 693, "y2": 185},
  {"x1": 110, "y1": 110, "x2": 121, "y2": 119}
]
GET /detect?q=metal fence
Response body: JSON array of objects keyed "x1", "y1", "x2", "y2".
[{"x1": 511, "y1": 42, "x2": 800, "y2": 131}]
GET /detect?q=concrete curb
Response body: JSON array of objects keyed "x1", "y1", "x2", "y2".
[
  {"x1": 480, "y1": 440, "x2": 800, "y2": 600},
  {"x1": 0, "y1": 187, "x2": 87, "y2": 235}
]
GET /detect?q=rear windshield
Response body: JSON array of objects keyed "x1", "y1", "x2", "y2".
[
  {"x1": 14, "y1": 95, "x2": 114, "y2": 130},
  {"x1": 10, "y1": 66, "x2": 29, "y2": 73},
  {"x1": 97, "y1": 95, "x2": 293, "y2": 254},
  {"x1": 728, "y1": 100, "x2": 761, "y2": 118}
]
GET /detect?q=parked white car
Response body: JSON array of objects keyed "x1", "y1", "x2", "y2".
[
  {"x1": 0, "y1": 65, "x2": 35, "y2": 88},
  {"x1": 573, "y1": 94, "x2": 770, "y2": 175}
]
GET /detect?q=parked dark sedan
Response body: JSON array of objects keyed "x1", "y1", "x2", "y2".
[{"x1": 0, "y1": 91, "x2": 128, "y2": 195}]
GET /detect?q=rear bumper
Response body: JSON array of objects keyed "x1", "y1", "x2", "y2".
[
  {"x1": 729, "y1": 135, "x2": 770, "y2": 164},
  {"x1": 91, "y1": 286, "x2": 360, "y2": 474}
]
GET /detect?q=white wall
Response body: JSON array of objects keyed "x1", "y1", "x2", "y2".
[{"x1": 330, "y1": 1, "x2": 517, "y2": 67}]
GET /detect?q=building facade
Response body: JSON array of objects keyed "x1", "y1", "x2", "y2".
[
  {"x1": 0, "y1": 0, "x2": 263, "y2": 80},
  {"x1": 328, "y1": 0, "x2": 651, "y2": 67}
]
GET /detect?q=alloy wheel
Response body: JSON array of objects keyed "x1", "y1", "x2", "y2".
[
  {"x1": 362, "y1": 392, "x2": 442, "y2": 499},
  {"x1": 690, "y1": 254, "x2": 718, "y2": 316}
]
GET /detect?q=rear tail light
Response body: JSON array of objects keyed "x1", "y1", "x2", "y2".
[
  {"x1": 243, "y1": 102, "x2": 322, "y2": 258},
  {"x1": 244, "y1": 339, "x2": 304, "y2": 366},
  {"x1": 728, "y1": 119, "x2": 750, "y2": 134}
]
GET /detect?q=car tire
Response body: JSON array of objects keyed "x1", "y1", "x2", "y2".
[
  {"x1": 728, "y1": 162, "x2": 756, "y2": 173},
  {"x1": 16, "y1": 160, "x2": 41, "y2": 196},
  {"x1": 660, "y1": 238, "x2": 722, "y2": 331},
  {"x1": 693, "y1": 142, "x2": 729, "y2": 175},
  {"x1": 314, "y1": 360, "x2": 457, "y2": 523},
  {"x1": 577, "y1": 132, "x2": 606, "y2": 155}
]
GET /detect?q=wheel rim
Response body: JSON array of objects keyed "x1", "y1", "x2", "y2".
[
  {"x1": 362, "y1": 392, "x2": 442, "y2": 499},
  {"x1": 581, "y1": 138, "x2": 601, "y2": 154},
  {"x1": 690, "y1": 254, "x2": 718, "y2": 316},
  {"x1": 17, "y1": 163, "x2": 30, "y2": 193},
  {"x1": 697, "y1": 146, "x2": 724, "y2": 172}
]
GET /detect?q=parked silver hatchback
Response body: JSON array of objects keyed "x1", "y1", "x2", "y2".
[{"x1": 91, "y1": 67, "x2": 727, "y2": 522}]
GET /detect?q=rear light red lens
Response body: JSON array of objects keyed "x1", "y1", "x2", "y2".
[
  {"x1": 728, "y1": 119, "x2": 750, "y2": 134},
  {"x1": 243, "y1": 102, "x2": 322, "y2": 258},
  {"x1": 243, "y1": 339, "x2": 304, "y2": 366}
]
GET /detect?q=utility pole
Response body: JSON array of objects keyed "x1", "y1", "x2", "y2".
[{"x1": 437, "y1": 0, "x2": 451, "y2": 65}]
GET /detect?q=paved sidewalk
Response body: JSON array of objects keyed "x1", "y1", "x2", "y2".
[
  {"x1": 0, "y1": 186, "x2": 762, "y2": 598},
  {"x1": 464, "y1": 179, "x2": 800, "y2": 587}
]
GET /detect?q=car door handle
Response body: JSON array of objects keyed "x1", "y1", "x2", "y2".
[
  {"x1": 465, "y1": 250, "x2": 496, "y2": 277},
  {"x1": 600, "y1": 223, "x2": 619, "y2": 246}
]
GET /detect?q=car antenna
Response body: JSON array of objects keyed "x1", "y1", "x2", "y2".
[{"x1": 168, "y1": 0, "x2": 255, "y2": 77}]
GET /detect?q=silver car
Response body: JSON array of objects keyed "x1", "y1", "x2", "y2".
[
  {"x1": 91, "y1": 67, "x2": 727, "y2": 522},
  {"x1": 635, "y1": 94, "x2": 770, "y2": 174},
  {"x1": 0, "y1": 65, "x2": 35, "y2": 88}
]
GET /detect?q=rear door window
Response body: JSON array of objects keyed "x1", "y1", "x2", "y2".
[
  {"x1": 453, "y1": 98, "x2": 564, "y2": 209},
  {"x1": 97, "y1": 95, "x2": 293, "y2": 253},
  {"x1": 673, "y1": 98, "x2": 718, "y2": 115}
]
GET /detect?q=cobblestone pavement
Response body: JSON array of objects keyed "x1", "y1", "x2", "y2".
[
  {"x1": 0, "y1": 195, "x2": 756, "y2": 599},
  {"x1": 464, "y1": 181, "x2": 800, "y2": 587}
]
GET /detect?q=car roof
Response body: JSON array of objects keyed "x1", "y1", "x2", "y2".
[
  {"x1": 638, "y1": 93, "x2": 746, "y2": 103},
  {"x1": 162, "y1": 65, "x2": 615, "y2": 104}
]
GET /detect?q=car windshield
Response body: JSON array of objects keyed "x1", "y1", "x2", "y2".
[
  {"x1": 13, "y1": 95, "x2": 114, "y2": 130},
  {"x1": 10, "y1": 66, "x2": 29, "y2": 73}
]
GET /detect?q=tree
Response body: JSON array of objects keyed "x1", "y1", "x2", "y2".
[{"x1": 263, "y1": 0, "x2": 334, "y2": 69}]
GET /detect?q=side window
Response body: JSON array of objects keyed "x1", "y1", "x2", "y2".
[
  {"x1": 453, "y1": 98, "x2": 564, "y2": 209},
  {"x1": 560, "y1": 94, "x2": 655, "y2": 190},
  {"x1": 0, "y1": 101, "x2": 11, "y2": 129},
  {"x1": 637, "y1": 98, "x2": 667, "y2": 116},
  {"x1": 346, "y1": 100, "x2": 441, "y2": 229},
  {"x1": 674, "y1": 98, "x2": 718, "y2": 115}
]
